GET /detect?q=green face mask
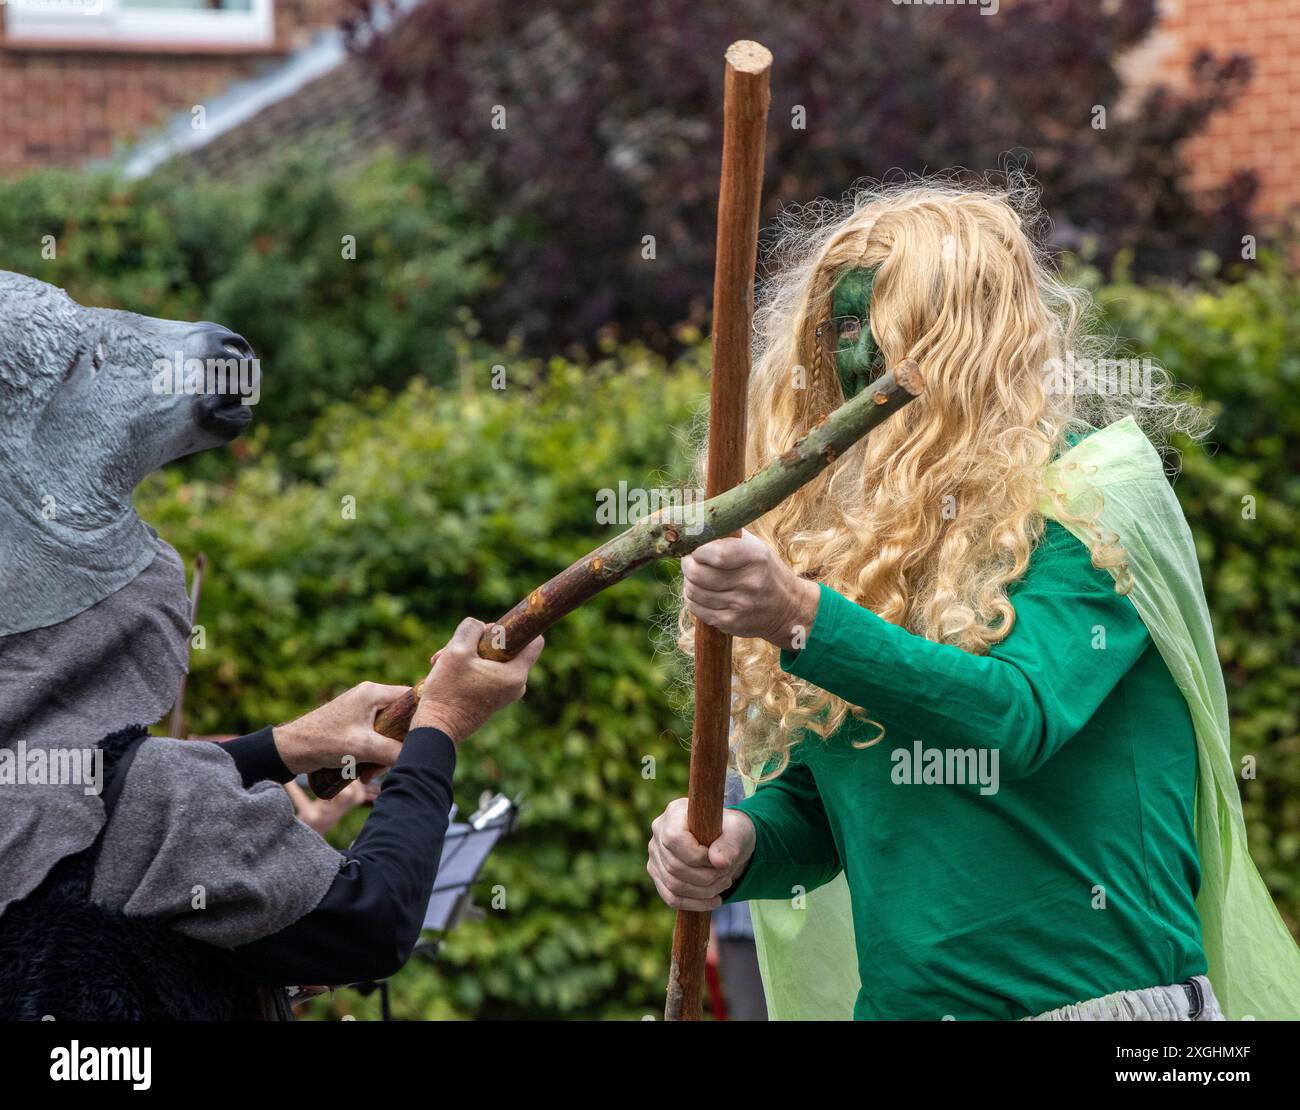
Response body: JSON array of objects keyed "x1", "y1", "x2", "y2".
[{"x1": 824, "y1": 266, "x2": 879, "y2": 399}]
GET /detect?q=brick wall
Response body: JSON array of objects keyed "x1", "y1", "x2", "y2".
[
  {"x1": 273, "y1": 0, "x2": 348, "y2": 48},
  {"x1": 1127, "y1": 0, "x2": 1300, "y2": 221},
  {"x1": 0, "y1": 51, "x2": 265, "y2": 171},
  {"x1": 0, "y1": 0, "x2": 345, "y2": 175}
]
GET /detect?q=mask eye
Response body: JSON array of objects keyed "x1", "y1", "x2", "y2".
[{"x1": 832, "y1": 317, "x2": 863, "y2": 348}]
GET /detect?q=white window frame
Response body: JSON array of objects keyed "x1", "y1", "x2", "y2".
[{"x1": 4, "y1": 0, "x2": 275, "y2": 49}]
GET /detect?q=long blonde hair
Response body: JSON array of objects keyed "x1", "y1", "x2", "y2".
[{"x1": 677, "y1": 177, "x2": 1205, "y2": 779}]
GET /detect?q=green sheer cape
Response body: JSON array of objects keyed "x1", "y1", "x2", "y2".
[{"x1": 744, "y1": 417, "x2": 1300, "y2": 1020}]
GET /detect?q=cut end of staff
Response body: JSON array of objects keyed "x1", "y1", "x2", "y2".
[
  {"x1": 894, "y1": 358, "x2": 924, "y2": 396},
  {"x1": 725, "y1": 40, "x2": 773, "y2": 73}
]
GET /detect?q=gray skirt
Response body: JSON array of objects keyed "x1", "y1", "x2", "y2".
[{"x1": 1027, "y1": 975, "x2": 1224, "y2": 1021}]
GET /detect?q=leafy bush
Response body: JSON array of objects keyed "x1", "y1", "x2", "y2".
[
  {"x1": 137, "y1": 348, "x2": 709, "y2": 1019},
  {"x1": 347, "y1": 0, "x2": 1257, "y2": 349},
  {"x1": 1097, "y1": 256, "x2": 1300, "y2": 931},
  {"x1": 0, "y1": 152, "x2": 506, "y2": 449}
]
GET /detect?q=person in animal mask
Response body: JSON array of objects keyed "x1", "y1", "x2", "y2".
[
  {"x1": 646, "y1": 184, "x2": 1300, "y2": 1021},
  {"x1": 0, "y1": 271, "x2": 543, "y2": 1019}
]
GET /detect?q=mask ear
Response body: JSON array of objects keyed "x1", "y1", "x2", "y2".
[
  {"x1": 829, "y1": 266, "x2": 880, "y2": 399},
  {"x1": 0, "y1": 271, "x2": 81, "y2": 433}
]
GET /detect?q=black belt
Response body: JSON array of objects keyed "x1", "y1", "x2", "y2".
[{"x1": 1182, "y1": 977, "x2": 1204, "y2": 1019}]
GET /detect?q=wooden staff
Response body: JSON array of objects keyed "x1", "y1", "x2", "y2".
[{"x1": 662, "y1": 38, "x2": 772, "y2": 1022}]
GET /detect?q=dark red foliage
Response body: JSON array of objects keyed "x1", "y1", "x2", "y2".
[{"x1": 344, "y1": 0, "x2": 1257, "y2": 350}]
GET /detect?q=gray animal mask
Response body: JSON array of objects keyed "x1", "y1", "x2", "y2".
[{"x1": 0, "y1": 271, "x2": 258, "y2": 636}]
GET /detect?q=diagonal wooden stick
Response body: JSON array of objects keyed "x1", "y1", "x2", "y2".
[
  {"x1": 306, "y1": 356, "x2": 923, "y2": 801},
  {"x1": 663, "y1": 39, "x2": 772, "y2": 1022}
]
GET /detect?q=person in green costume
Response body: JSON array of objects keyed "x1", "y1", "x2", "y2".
[{"x1": 647, "y1": 184, "x2": 1300, "y2": 1021}]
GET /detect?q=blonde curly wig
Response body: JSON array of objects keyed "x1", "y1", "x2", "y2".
[{"x1": 674, "y1": 176, "x2": 1207, "y2": 780}]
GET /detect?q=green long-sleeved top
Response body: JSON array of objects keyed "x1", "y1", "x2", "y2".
[{"x1": 726, "y1": 521, "x2": 1205, "y2": 1020}]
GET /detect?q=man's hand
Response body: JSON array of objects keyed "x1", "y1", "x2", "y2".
[
  {"x1": 681, "y1": 529, "x2": 820, "y2": 650},
  {"x1": 647, "y1": 797, "x2": 756, "y2": 911},
  {"x1": 285, "y1": 778, "x2": 379, "y2": 836},
  {"x1": 274, "y1": 681, "x2": 412, "y2": 775},
  {"x1": 411, "y1": 617, "x2": 545, "y2": 744}
]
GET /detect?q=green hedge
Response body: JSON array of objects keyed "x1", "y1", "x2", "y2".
[{"x1": 0, "y1": 152, "x2": 506, "y2": 451}]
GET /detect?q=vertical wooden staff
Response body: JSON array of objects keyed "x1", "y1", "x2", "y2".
[{"x1": 664, "y1": 39, "x2": 771, "y2": 1022}]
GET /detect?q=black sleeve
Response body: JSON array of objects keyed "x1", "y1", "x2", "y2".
[
  {"x1": 227, "y1": 727, "x2": 457, "y2": 986},
  {"x1": 217, "y1": 726, "x2": 295, "y2": 787}
]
